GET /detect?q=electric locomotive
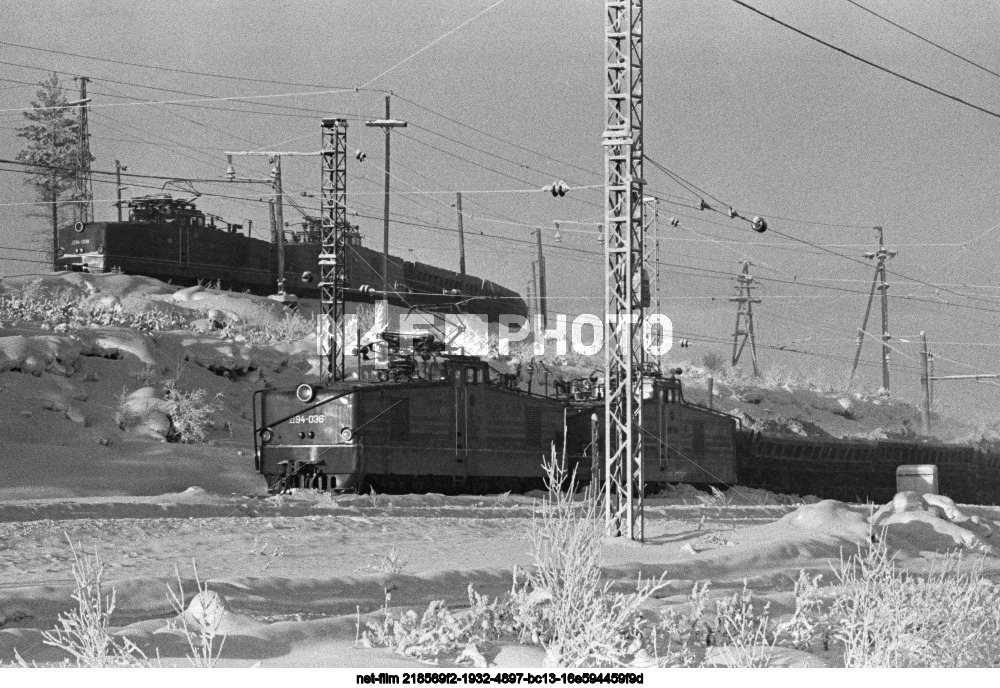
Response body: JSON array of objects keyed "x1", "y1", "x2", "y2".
[
  {"x1": 57, "y1": 194, "x2": 271, "y2": 291},
  {"x1": 550, "y1": 366, "x2": 742, "y2": 492},
  {"x1": 57, "y1": 200, "x2": 528, "y2": 322},
  {"x1": 252, "y1": 331, "x2": 600, "y2": 494}
]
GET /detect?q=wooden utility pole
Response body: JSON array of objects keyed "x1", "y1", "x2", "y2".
[
  {"x1": 456, "y1": 192, "x2": 466, "y2": 291},
  {"x1": 850, "y1": 226, "x2": 895, "y2": 391},
  {"x1": 535, "y1": 228, "x2": 547, "y2": 328},
  {"x1": 525, "y1": 275, "x2": 534, "y2": 321},
  {"x1": 365, "y1": 95, "x2": 407, "y2": 308},
  {"x1": 850, "y1": 264, "x2": 880, "y2": 385},
  {"x1": 271, "y1": 156, "x2": 285, "y2": 292},
  {"x1": 531, "y1": 260, "x2": 540, "y2": 321},
  {"x1": 50, "y1": 167, "x2": 58, "y2": 271},
  {"x1": 114, "y1": 160, "x2": 127, "y2": 222},
  {"x1": 876, "y1": 227, "x2": 892, "y2": 391},
  {"x1": 920, "y1": 331, "x2": 931, "y2": 433}
]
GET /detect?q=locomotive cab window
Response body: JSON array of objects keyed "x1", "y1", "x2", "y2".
[{"x1": 465, "y1": 367, "x2": 477, "y2": 384}]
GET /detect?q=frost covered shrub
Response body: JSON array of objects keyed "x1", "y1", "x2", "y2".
[
  {"x1": 515, "y1": 446, "x2": 666, "y2": 667},
  {"x1": 219, "y1": 305, "x2": 312, "y2": 346},
  {"x1": 830, "y1": 537, "x2": 1000, "y2": 667},
  {"x1": 708, "y1": 582, "x2": 774, "y2": 667},
  {"x1": 360, "y1": 444, "x2": 666, "y2": 667},
  {"x1": 17, "y1": 539, "x2": 146, "y2": 667},
  {"x1": 162, "y1": 380, "x2": 223, "y2": 443},
  {"x1": 0, "y1": 281, "x2": 185, "y2": 331},
  {"x1": 774, "y1": 570, "x2": 831, "y2": 652}
]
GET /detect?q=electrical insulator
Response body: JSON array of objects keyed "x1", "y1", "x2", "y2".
[
  {"x1": 549, "y1": 180, "x2": 568, "y2": 197},
  {"x1": 355, "y1": 149, "x2": 367, "y2": 162},
  {"x1": 669, "y1": 217, "x2": 679, "y2": 227},
  {"x1": 729, "y1": 207, "x2": 738, "y2": 218},
  {"x1": 596, "y1": 223, "x2": 603, "y2": 244},
  {"x1": 699, "y1": 198, "x2": 709, "y2": 211},
  {"x1": 554, "y1": 222, "x2": 562, "y2": 243},
  {"x1": 751, "y1": 216, "x2": 768, "y2": 233},
  {"x1": 679, "y1": 339, "x2": 690, "y2": 348}
]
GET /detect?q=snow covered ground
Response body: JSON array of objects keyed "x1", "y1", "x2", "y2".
[{"x1": 2, "y1": 274, "x2": 999, "y2": 669}]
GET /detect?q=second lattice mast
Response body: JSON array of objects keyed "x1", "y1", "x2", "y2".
[
  {"x1": 319, "y1": 118, "x2": 348, "y2": 382},
  {"x1": 602, "y1": 0, "x2": 646, "y2": 541},
  {"x1": 730, "y1": 261, "x2": 760, "y2": 377}
]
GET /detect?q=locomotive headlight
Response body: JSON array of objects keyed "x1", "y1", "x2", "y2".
[
  {"x1": 73, "y1": 221, "x2": 85, "y2": 233},
  {"x1": 261, "y1": 428, "x2": 274, "y2": 443},
  {"x1": 295, "y1": 383, "x2": 315, "y2": 403},
  {"x1": 340, "y1": 427, "x2": 353, "y2": 442},
  {"x1": 97, "y1": 245, "x2": 104, "y2": 254},
  {"x1": 57, "y1": 248, "x2": 65, "y2": 257}
]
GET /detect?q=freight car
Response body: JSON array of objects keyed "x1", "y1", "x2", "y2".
[
  {"x1": 282, "y1": 219, "x2": 528, "y2": 319},
  {"x1": 56, "y1": 196, "x2": 528, "y2": 321},
  {"x1": 740, "y1": 433, "x2": 1000, "y2": 506}
]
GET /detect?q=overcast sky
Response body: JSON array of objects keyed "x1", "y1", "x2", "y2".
[{"x1": 3, "y1": 0, "x2": 1000, "y2": 423}]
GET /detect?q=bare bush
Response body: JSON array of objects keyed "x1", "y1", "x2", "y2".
[
  {"x1": 22, "y1": 538, "x2": 146, "y2": 667},
  {"x1": 162, "y1": 380, "x2": 223, "y2": 443},
  {"x1": 709, "y1": 582, "x2": 774, "y2": 667},
  {"x1": 0, "y1": 280, "x2": 186, "y2": 331},
  {"x1": 221, "y1": 305, "x2": 313, "y2": 346},
  {"x1": 831, "y1": 536, "x2": 1000, "y2": 667},
  {"x1": 359, "y1": 443, "x2": 665, "y2": 667},
  {"x1": 514, "y1": 443, "x2": 666, "y2": 667}
]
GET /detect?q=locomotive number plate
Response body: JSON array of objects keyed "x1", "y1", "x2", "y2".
[{"x1": 289, "y1": 415, "x2": 325, "y2": 424}]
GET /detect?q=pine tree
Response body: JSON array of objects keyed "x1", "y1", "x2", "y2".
[{"x1": 15, "y1": 73, "x2": 87, "y2": 270}]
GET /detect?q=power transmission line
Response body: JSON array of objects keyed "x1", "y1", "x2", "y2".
[
  {"x1": 730, "y1": 0, "x2": 1000, "y2": 122},
  {"x1": 842, "y1": 0, "x2": 1000, "y2": 82},
  {"x1": 0, "y1": 39, "x2": 379, "y2": 92}
]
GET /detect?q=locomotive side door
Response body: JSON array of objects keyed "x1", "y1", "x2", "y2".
[
  {"x1": 453, "y1": 366, "x2": 467, "y2": 462},
  {"x1": 657, "y1": 390, "x2": 668, "y2": 472},
  {"x1": 178, "y1": 225, "x2": 190, "y2": 266}
]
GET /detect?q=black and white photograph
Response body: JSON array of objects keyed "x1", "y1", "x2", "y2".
[{"x1": 2, "y1": 0, "x2": 1000, "y2": 674}]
